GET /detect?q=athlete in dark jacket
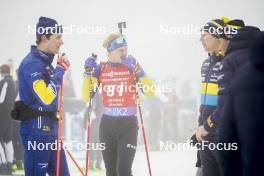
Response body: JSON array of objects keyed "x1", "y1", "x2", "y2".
[
  {"x1": 207, "y1": 26, "x2": 261, "y2": 134},
  {"x1": 218, "y1": 31, "x2": 264, "y2": 176},
  {"x1": 0, "y1": 64, "x2": 16, "y2": 175}
]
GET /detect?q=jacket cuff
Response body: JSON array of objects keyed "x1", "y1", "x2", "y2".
[{"x1": 54, "y1": 66, "x2": 65, "y2": 81}]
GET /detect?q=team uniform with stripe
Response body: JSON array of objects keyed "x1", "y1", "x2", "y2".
[
  {"x1": 18, "y1": 46, "x2": 69, "y2": 176},
  {"x1": 199, "y1": 54, "x2": 223, "y2": 136}
]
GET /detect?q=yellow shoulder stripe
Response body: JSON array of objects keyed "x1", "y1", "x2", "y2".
[{"x1": 33, "y1": 79, "x2": 56, "y2": 105}]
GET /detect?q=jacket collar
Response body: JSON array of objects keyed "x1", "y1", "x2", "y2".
[{"x1": 31, "y1": 45, "x2": 54, "y2": 65}]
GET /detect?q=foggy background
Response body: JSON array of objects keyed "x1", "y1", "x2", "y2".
[
  {"x1": 0, "y1": 0, "x2": 263, "y2": 175},
  {"x1": 1, "y1": 0, "x2": 263, "y2": 98}
]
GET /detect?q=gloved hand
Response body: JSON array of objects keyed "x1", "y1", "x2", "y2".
[
  {"x1": 121, "y1": 55, "x2": 137, "y2": 71},
  {"x1": 84, "y1": 55, "x2": 97, "y2": 76},
  {"x1": 122, "y1": 55, "x2": 145, "y2": 78},
  {"x1": 190, "y1": 134, "x2": 199, "y2": 146},
  {"x1": 57, "y1": 54, "x2": 70, "y2": 71},
  {"x1": 54, "y1": 54, "x2": 70, "y2": 80}
]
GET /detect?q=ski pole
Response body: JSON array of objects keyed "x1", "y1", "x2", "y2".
[
  {"x1": 118, "y1": 22, "x2": 153, "y2": 176},
  {"x1": 56, "y1": 54, "x2": 65, "y2": 176},
  {"x1": 85, "y1": 53, "x2": 97, "y2": 176},
  {"x1": 55, "y1": 54, "x2": 85, "y2": 176},
  {"x1": 136, "y1": 92, "x2": 153, "y2": 176},
  {"x1": 57, "y1": 80, "x2": 85, "y2": 176},
  {"x1": 85, "y1": 100, "x2": 91, "y2": 176},
  {"x1": 64, "y1": 145, "x2": 85, "y2": 176}
]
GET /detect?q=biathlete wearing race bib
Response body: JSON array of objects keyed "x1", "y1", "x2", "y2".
[
  {"x1": 82, "y1": 57, "x2": 154, "y2": 176},
  {"x1": 82, "y1": 61, "x2": 154, "y2": 117}
]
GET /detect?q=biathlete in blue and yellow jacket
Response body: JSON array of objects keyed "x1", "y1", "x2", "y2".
[
  {"x1": 204, "y1": 20, "x2": 246, "y2": 136},
  {"x1": 82, "y1": 33, "x2": 155, "y2": 176},
  {"x1": 197, "y1": 19, "x2": 227, "y2": 140},
  {"x1": 18, "y1": 17, "x2": 70, "y2": 176},
  {"x1": 196, "y1": 18, "x2": 228, "y2": 176}
]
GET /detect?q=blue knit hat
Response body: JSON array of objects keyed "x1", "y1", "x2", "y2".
[
  {"x1": 202, "y1": 18, "x2": 227, "y2": 38},
  {"x1": 36, "y1": 16, "x2": 63, "y2": 39},
  {"x1": 225, "y1": 19, "x2": 245, "y2": 39}
]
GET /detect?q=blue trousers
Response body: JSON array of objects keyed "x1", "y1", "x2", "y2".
[{"x1": 20, "y1": 133, "x2": 70, "y2": 176}]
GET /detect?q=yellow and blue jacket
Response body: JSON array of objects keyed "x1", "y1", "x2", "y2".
[
  {"x1": 199, "y1": 53, "x2": 223, "y2": 134},
  {"x1": 18, "y1": 46, "x2": 65, "y2": 135}
]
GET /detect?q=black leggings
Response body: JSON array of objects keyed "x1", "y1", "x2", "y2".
[{"x1": 99, "y1": 115, "x2": 138, "y2": 176}]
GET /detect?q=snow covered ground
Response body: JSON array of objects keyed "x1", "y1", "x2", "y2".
[
  {"x1": 13, "y1": 148, "x2": 197, "y2": 176},
  {"x1": 67, "y1": 147, "x2": 198, "y2": 176}
]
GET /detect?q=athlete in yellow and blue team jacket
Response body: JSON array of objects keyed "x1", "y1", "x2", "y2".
[
  {"x1": 204, "y1": 21, "x2": 246, "y2": 134},
  {"x1": 197, "y1": 18, "x2": 228, "y2": 176},
  {"x1": 197, "y1": 18, "x2": 246, "y2": 176},
  {"x1": 199, "y1": 19, "x2": 246, "y2": 136},
  {"x1": 18, "y1": 17, "x2": 70, "y2": 176}
]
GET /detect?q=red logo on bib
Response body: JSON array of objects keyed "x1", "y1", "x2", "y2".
[{"x1": 99, "y1": 64, "x2": 137, "y2": 108}]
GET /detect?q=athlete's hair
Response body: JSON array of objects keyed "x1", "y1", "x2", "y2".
[
  {"x1": 102, "y1": 33, "x2": 122, "y2": 49},
  {"x1": 36, "y1": 34, "x2": 52, "y2": 45}
]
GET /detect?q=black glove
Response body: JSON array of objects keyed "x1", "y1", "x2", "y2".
[{"x1": 190, "y1": 134, "x2": 199, "y2": 146}]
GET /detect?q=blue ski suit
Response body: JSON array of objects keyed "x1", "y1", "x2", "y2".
[{"x1": 18, "y1": 46, "x2": 70, "y2": 176}]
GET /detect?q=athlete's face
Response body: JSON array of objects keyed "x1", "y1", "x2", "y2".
[
  {"x1": 200, "y1": 32, "x2": 220, "y2": 53},
  {"x1": 41, "y1": 34, "x2": 64, "y2": 54},
  {"x1": 108, "y1": 46, "x2": 128, "y2": 63}
]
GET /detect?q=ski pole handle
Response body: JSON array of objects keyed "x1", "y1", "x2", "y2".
[{"x1": 91, "y1": 53, "x2": 97, "y2": 59}]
